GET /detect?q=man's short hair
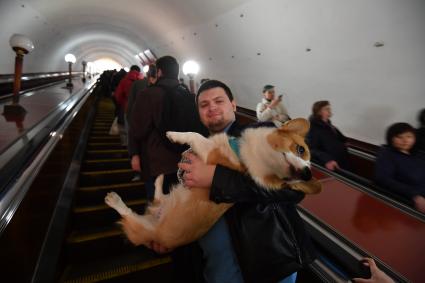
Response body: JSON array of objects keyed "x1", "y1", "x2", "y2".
[
  {"x1": 262, "y1": 84, "x2": 275, "y2": 93},
  {"x1": 155, "y1": 56, "x2": 179, "y2": 78},
  {"x1": 130, "y1": 65, "x2": 140, "y2": 72},
  {"x1": 196, "y1": 79, "x2": 234, "y2": 104},
  {"x1": 386, "y1": 122, "x2": 416, "y2": 146}
]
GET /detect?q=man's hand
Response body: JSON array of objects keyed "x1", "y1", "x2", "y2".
[
  {"x1": 131, "y1": 155, "x2": 141, "y2": 172},
  {"x1": 413, "y1": 195, "x2": 425, "y2": 213},
  {"x1": 268, "y1": 97, "x2": 280, "y2": 108},
  {"x1": 149, "y1": 241, "x2": 172, "y2": 254},
  {"x1": 178, "y1": 152, "x2": 216, "y2": 188},
  {"x1": 353, "y1": 258, "x2": 394, "y2": 283},
  {"x1": 325, "y1": 160, "x2": 339, "y2": 171}
]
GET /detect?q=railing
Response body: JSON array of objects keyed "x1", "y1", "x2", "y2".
[
  {"x1": 0, "y1": 79, "x2": 96, "y2": 235},
  {"x1": 0, "y1": 71, "x2": 84, "y2": 99},
  {"x1": 298, "y1": 207, "x2": 410, "y2": 282}
]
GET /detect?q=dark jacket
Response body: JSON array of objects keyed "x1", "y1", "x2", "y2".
[
  {"x1": 307, "y1": 117, "x2": 349, "y2": 169},
  {"x1": 126, "y1": 78, "x2": 148, "y2": 121},
  {"x1": 375, "y1": 146, "x2": 425, "y2": 201},
  {"x1": 210, "y1": 123, "x2": 316, "y2": 283},
  {"x1": 416, "y1": 127, "x2": 425, "y2": 153},
  {"x1": 128, "y1": 77, "x2": 182, "y2": 178}
]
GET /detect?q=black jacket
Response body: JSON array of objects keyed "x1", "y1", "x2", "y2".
[
  {"x1": 210, "y1": 123, "x2": 316, "y2": 283},
  {"x1": 375, "y1": 146, "x2": 425, "y2": 201},
  {"x1": 307, "y1": 117, "x2": 349, "y2": 169}
]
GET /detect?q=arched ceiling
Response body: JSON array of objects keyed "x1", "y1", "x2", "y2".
[
  {"x1": 0, "y1": 0, "x2": 249, "y2": 72},
  {"x1": 1, "y1": 0, "x2": 424, "y2": 145}
]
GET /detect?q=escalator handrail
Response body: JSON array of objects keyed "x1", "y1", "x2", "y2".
[
  {"x1": 297, "y1": 207, "x2": 409, "y2": 283},
  {"x1": 347, "y1": 147, "x2": 376, "y2": 161},
  {"x1": 0, "y1": 71, "x2": 83, "y2": 83},
  {"x1": 313, "y1": 163, "x2": 425, "y2": 222},
  {"x1": 0, "y1": 80, "x2": 97, "y2": 236},
  {"x1": 0, "y1": 80, "x2": 70, "y2": 101}
]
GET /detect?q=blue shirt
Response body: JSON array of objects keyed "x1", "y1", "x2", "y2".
[
  {"x1": 198, "y1": 218, "x2": 244, "y2": 283},
  {"x1": 199, "y1": 120, "x2": 244, "y2": 283}
]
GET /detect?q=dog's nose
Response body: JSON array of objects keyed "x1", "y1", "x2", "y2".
[{"x1": 300, "y1": 166, "x2": 312, "y2": 181}]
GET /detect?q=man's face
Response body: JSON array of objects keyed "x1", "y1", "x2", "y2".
[
  {"x1": 263, "y1": 88, "x2": 275, "y2": 100},
  {"x1": 197, "y1": 87, "x2": 236, "y2": 133}
]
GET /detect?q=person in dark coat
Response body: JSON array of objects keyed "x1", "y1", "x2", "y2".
[
  {"x1": 375, "y1": 122, "x2": 425, "y2": 213},
  {"x1": 153, "y1": 80, "x2": 316, "y2": 283},
  {"x1": 128, "y1": 56, "x2": 204, "y2": 283},
  {"x1": 306, "y1": 100, "x2": 349, "y2": 171},
  {"x1": 416, "y1": 108, "x2": 425, "y2": 153}
]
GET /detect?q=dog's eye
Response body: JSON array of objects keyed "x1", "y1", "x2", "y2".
[{"x1": 296, "y1": 145, "x2": 305, "y2": 155}]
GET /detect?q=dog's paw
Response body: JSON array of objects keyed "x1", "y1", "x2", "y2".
[
  {"x1": 166, "y1": 131, "x2": 180, "y2": 143},
  {"x1": 105, "y1": 192, "x2": 130, "y2": 215},
  {"x1": 105, "y1": 192, "x2": 122, "y2": 207}
]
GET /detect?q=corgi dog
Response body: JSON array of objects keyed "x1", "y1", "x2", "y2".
[{"x1": 105, "y1": 118, "x2": 321, "y2": 249}]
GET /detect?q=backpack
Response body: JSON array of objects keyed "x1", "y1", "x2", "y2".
[{"x1": 158, "y1": 84, "x2": 208, "y2": 153}]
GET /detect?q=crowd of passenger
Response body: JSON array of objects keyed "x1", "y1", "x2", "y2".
[
  {"x1": 257, "y1": 84, "x2": 425, "y2": 213},
  {"x1": 96, "y1": 55, "x2": 422, "y2": 283}
]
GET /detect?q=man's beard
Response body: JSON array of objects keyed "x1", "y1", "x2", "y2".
[{"x1": 206, "y1": 118, "x2": 226, "y2": 133}]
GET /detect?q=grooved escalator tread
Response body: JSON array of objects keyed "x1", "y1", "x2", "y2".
[
  {"x1": 58, "y1": 97, "x2": 170, "y2": 283},
  {"x1": 67, "y1": 225, "x2": 122, "y2": 244},
  {"x1": 80, "y1": 168, "x2": 134, "y2": 175},
  {"x1": 61, "y1": 250, "x2": 172, "y2": 283},
  {"x1": 79, "y1": 181, "x2": 145, "y2": 192},
  {"x1": 73, "y1": 198, "x2": 147, "y2": 213}
]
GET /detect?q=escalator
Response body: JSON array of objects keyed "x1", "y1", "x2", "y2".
[{"x1": 57, "y1": 98, "x2": 173, "y2": 282}]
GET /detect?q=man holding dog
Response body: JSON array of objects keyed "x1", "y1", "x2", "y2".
[{"x1": 155, "y1": 80, "x2": 316, "y2": 283}]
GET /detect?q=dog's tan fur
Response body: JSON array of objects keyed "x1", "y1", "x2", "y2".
[{"x1": 105, "y1": 118, "x2": 321, "y2": 249}]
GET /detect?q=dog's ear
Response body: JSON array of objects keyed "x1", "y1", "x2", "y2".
[{"x1": 279, "y1": 118, "x2": 310, "y2": 137}]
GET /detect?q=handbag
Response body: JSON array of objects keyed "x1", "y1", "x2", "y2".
[{"x1": 109, "y1": 117, "x2": 120, "y2": 135}]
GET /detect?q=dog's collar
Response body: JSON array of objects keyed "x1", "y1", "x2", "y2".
[{"x1": 228, "y1": 137, "x2": 240, "y2": 158}]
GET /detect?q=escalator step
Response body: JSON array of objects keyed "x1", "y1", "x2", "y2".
[
  {"x1": 72, "y1": 199, "x2": 147, "y2": 229},
  {"x1": 87, "y1": 143, "x2": 126, "y2": 150},
  {"x1": 77, "y1": 181, "x2": 145, "y2": 205},
  {"x1": 80, "y1": 169, "x2": 134, "y2": 186},
  {"x1": 89, "y1": 136, "x2": 121, "y2": 141},
  {"x1": 85, "y1": 149, "x2": 128, "y2": 159},
  {"x1": 66, "y1": 226, "x2": 134, "y2": 262},
  {"x1": 58, "y1": 98, "x2": 174, "y2": 282},
  {"x1": 79, "y1": 181, "x2": 145, "y2": 192},
  {"x1": 74, "y1": 198, "x2": 147, "y2": 214},
  {"x1": 82, "y1": 158, "x2": 131, "y2": 171},
  {"x1": 61, "y1": 251, "x2": 172, "y2": 283},
  {"x1": 68, "y1": 226, "x2": 122, "y2": 244}
]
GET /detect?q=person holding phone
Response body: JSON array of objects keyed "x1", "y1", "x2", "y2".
[{"x1": 256, "y1": 84, "x2": 291, "y2": 127}]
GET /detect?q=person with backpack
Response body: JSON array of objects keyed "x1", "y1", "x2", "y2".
[{"x1": 128, "y1": 55, "x2": 206, "y2": 283}]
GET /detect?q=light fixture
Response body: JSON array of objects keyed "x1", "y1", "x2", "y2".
[
  {"x1": 3, "y1": 34, "x2": 35, "y2": 116},
  {"x1": 64, "y1": 53, "x2": 76, "y2": 88},
  {"x1": 87, "y1": 62, "x2": 93, "y2": 78},
  {"x1": 182, "y1": 60, "x2": 200, "y2": 76},
  {"x1": 9, "y1": 34, "x2": 35, "y2": 54},
  {"x1": 144, "y1": 49, "x2": 156, "y2": 62},
  {"x1": 182, "y1": 60, "x2": 200, "y2": 94},
  {"x1": 138, "y1": 52, "x2": 148, "y2": 64},
  {"x1": 81, "y1": 60, "x2": 87, "y2": 82},
  {"x1": 142, "y1": 65, "x2": 149, "y2": 73}
]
